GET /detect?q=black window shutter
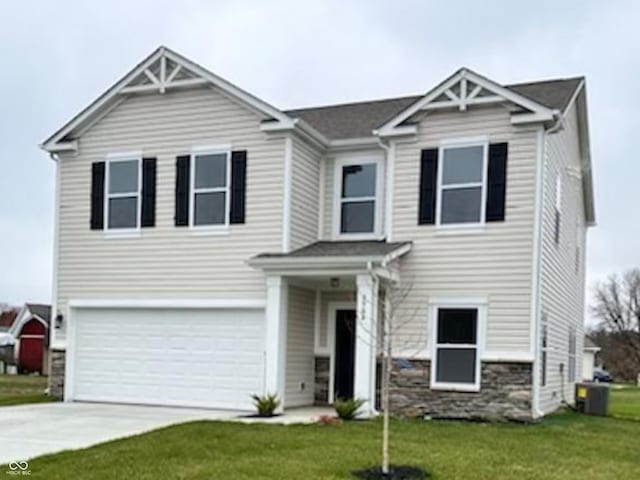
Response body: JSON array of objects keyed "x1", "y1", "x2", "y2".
[
  {"x1": 175, "y1": 155, "x2": 190, "y2": 226},
  {"x1": 141, "y1": 158, "x2": 157, "y2": 227},
  {"x1": 90, "y1": 162, "x2": 105, "y2": 230},
  {"x1": 418, "y1": 148, "x2": 438, "y2": 225},
  {"x1": 486, "y1": 142, "x2": 508, "y2": 222},
  {"x1": 230, "y1": 150, "x2": 247, "y2": 224}
]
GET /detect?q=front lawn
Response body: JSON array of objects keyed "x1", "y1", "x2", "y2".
[
  {"x1": 26, "y1": 412, "x2": 640, "y2": 480},
  {"x1": 0, "y1": 374, "x2": 54, "y2": 406},
  {"x1": 610, "y1": 384, "x2": 640, "y2": 419}
]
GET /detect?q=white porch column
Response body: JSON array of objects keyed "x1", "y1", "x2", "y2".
[
  {"x1": 355, "y1": 273, "x2": 379, "y2": 418},
  {"x1": 265, "y1": 275, "x2": 288, "y2": 411}
]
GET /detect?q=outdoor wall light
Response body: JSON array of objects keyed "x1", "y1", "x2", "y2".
[
  {"x1": 55, "y1": 313, "x2": 64, "y2": 329},
  {"x1": 330, "y1": 277, "x2": 340, "y2": 288}
]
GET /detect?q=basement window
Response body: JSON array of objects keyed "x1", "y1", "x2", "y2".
[{"x1": 431, "y1": 304, "x2": 485, "y2": 391}]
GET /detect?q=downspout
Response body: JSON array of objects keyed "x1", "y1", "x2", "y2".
[
  {"x1": 377, "y1": 138, "x2": 393, "y2": 241},
  {"x1": 532, "y1": 112, "x2": 562, "y2": 419}
]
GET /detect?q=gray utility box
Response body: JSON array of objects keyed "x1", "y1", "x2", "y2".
[{"x1": 575, "y1": 383, "x2": 609, "y2": 416}]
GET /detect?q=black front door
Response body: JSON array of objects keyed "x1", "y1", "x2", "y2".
[{"x1": 334, "y1": 309, "x2": 356, "y2": 400}]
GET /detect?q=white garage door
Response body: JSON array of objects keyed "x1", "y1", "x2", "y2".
[{"x1": 69, "y1": 307, "x2": 265, "y2": 410}]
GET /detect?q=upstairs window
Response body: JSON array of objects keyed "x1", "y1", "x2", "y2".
[
  {"x1": 554, "y1": 174, "x2": 562, "y2": 244},
  {"x1": 438, "y1": 144, "x2": 487, "y2": 225},
  {"x1": 431, "y1": 303, "x2": 484, "y2": 391},
  {"x1": 106, "y1": 158, "x2": 141, "y2": 230},
  {"x1": 191, "y1": 150, "x2": 230, "y2": 227},
  {"x1": 337, "y1": 160, "x2": 379, "y2": 236}
]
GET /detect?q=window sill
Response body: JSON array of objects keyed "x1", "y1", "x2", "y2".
[
  {"x1": 434, "y1": 224, "x2": 485, "y2": 236},
  {"x1": 334, "y1": 233, "x2": 384, "y2": 241},
  {"x1": 104, "y1": 230, "x2": 141, "y2": 239},
  {"x1": 430, "y1": 382, "x2": 480, "y2": 393},
  {"x1": 189, "y1": 226, "x2": 230, "y2": 236}
]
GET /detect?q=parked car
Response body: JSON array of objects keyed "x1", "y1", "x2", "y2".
[{"x1": 593, "y1": 368, "x2": 612, "y2": 383}]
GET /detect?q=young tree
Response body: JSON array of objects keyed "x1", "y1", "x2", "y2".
[
  {"x1": 356, "y1": 273, "x2": 424, "y2": 476},
  {"x1": 591, "y1": 269, "x2": 640, "y2": 373}
]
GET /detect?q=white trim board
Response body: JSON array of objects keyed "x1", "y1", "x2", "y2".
[{"x1": 66, "y1": 298, "x2": 266, "y2": 309}]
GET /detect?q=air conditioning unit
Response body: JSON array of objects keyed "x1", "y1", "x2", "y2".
[{"x1": 575, "y1": 383, "x2": 609, "y2": 416}]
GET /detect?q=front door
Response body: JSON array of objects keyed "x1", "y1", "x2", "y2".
[{"x1": 334, "y1": 309, "x2": 356, "y2": 400}]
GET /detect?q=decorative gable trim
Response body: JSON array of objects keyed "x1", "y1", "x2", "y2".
[
  {"x1": 41, "y1": 46, "x2": 295, "y2": 153},
  {"x1": 374, "y1": 68, "x2": 559, "y2": 138}
]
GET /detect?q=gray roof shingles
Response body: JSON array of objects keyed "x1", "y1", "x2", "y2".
[
  {"x1": 26, "y1": 303, "x2": 51, "y2": 324},
  {"x1": 254, "y1": 240, "x2": 411, "y2": 259},
  {"x1": 284, "y1": 77, "x2": 583, "y2": 140}
]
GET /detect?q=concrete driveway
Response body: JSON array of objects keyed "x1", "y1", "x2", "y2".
[{"x1": 0, "y1": 402, "x2": 241, "y2": 464}]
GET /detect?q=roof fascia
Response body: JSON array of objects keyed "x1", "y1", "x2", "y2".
[
  {"x1": 574, "y1": 85, "x2": 596, "y2": 226},
  {"x1": 40, "y1": 48, "x2": 164, "y2": 152}
]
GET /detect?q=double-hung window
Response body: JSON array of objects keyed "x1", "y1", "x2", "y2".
[
  {"x1": 438, "y1": 143, "x2": 487, "y2": 225},
  {"x1": 568, "y1": 326, "x2": 577, "y2": 382},
  {"x1": 337, "y1": 158, "x2": 380, "y2": 236},
  {"x1": 431, "y1": 302, "x2": 484, "y2": 391},
  {"x1": 191, "y1": 149, "x2": 230, "y2": 227},
  {"x1": 106, "y1": 157, "x2": 141, "y2": 230}
]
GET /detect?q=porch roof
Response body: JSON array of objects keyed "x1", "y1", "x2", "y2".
[{"x1": 248, "y1": 240, "x2": 412, "y2": 270}]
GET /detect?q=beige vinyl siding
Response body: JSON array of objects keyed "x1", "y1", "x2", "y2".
[
  {"x1": 392, "y1": 106, "x2": 538, "y2": 357},
  {"x1": 539, "y1": 102, "x2": 587, "y2": 414},
  {"x1": 321, "y1": 156, "x2": 335, "y2": 239},
  {"x1": 290, "y1": 136, "x2": 322, "y2": 250},
  {"x1": 286, "y1": 285, "x2": 316, "y2": 407},
  {"x1": 55, "y1": 87, "x2": 285, "y2": 343}
]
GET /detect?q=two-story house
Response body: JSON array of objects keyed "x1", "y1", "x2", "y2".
[{"x1": 41, "y1": 46, "x2": 594, "y2": 421}]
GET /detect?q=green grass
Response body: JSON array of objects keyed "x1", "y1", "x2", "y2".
[
  {"x1": 24, "y1": 412, "x2": 640, "y2": 480},
  {"x1": 610, "y1": 384, "x2": 640, "y2": 420},
  {"x1": 0, "y1": 374, "x2": 55, "y2": 406}
]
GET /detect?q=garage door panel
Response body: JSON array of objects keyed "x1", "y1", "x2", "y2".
[{"x1": 71, "y1": 307, "x2": 265, "y2": 410}]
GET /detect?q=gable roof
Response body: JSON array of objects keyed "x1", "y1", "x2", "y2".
[
  {"x1": 286, "y1": 77, "x2": 582, "y2": 140},
  {"x1": 0, "y1": 309, "x2": 18, "y2": 331},
  {"x1": 41, "y1": 46, "x2": 294, "y2": 153},
  {"x1": 25, "y1": 303, "x2": 51, "y2": 324}
]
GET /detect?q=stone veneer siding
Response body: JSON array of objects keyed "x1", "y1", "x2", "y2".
[
  {"x1": 314, "y1": 356, "x2": 330, "y2": 404},
  {"x1": 389, "y1": 359, "x2": 533, "y2": 421},
  {"x1": 49, "y1": 350, "x2": 66, "y2": 399}
]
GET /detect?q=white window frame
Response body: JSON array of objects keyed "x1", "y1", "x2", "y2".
[
  {"x1": 189, "y1": 145, "x2": 231, "y2": 232},
  {"x1": 568, "y1": 326, "x2": 577, "y2": 382},
  {"x1": 104, "y1": 152, "x2": 142, "y2": 235},
  {"x1": 333, "y1": 153, "x2": 384, "y2": 240},
  {"x1": 554, "y1": 173, "x2": 562, "y2": 244},
  {"x1": 541, "y1": 314, "x2": 548, "y2": 387},
  {"x1": 429, "y1": 296, "x2": 487, "y2": 392},
  {"x1": 436, "y1": 138, "x2": 489, "y2": 229}
]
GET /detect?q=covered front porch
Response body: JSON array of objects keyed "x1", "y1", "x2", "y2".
[{"x1": 249, "y1": 240, "x2": 411, "y2": 417}]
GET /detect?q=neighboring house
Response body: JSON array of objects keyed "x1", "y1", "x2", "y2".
[
  {"x1": 0, "y1": 305, "x2": 19, "y2": 372},
  {"x1": 9, "y1": 304, "x2": 51, "y2": 374},
  {"x1": 582, "y1": 336, "x2": 601, "y2": 381},
  {"x1": 40, "y1": 46, "x2": 594, "y2": 420}
]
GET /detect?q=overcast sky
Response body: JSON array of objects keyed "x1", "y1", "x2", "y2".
[{"x1": 0, "y1": 1, "x2": 637, "y2": 312}]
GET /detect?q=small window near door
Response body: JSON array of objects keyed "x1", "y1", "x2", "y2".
[
  {"x1": 431, "y1": 305, "x2": 483, "y2": 390},
  {"x1": 338, "y1": 162, "x2": 378, "y2": 235}
]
